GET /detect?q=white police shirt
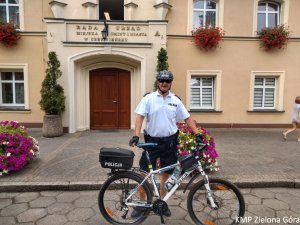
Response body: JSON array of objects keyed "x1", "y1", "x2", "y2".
[{"x1": 135, "y1": 91, "x2": 190, "y2": 137}]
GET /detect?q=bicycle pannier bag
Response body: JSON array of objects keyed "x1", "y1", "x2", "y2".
[
  {"x1": 99, "y1": 148, "x2": 135, "y2": 169},
  {"x1": 179, "y1": 154, "x2": 198, "y2": 172}
]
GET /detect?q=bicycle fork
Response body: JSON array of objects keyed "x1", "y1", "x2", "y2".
[{"x1": 198, "y1": 164, "x2": 218, "y2": 209}]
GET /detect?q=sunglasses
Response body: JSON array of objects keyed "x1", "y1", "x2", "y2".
[{"x1": 158, "y1": 79, "x2": 172, "y2": 84}]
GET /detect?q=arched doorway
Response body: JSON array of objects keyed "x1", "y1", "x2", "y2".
[{"x1": 89, "y1": 68, "x2": 130, "y2": 129}]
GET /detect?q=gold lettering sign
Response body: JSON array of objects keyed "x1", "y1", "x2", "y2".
[{"x1": 67, "y1": 24, "x2": 148, "y2": 43}]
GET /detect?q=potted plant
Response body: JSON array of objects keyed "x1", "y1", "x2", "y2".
[
  {"x1": 258, "y1": 24, "x2": 290, "y2": 51},
  {"x1": 154, "y1": 47, "x2": 169, "y2": 90},
  {"x1": 192, "y1": 26, "x2": 225, "y2": 51},
  {"x1": 0, "y1": 21, "x2": 21, "y2": 48},
  {"x1": 39, "y1": 52, "x2": 66, "y2": 137}
]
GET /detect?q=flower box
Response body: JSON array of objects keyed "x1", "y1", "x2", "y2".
[
  {"x1": 192, "y1": 26, "x2": 225, "y2": 51},
  {"x1": 258, "y1": 24, "x2": 290, "y2": 51}
]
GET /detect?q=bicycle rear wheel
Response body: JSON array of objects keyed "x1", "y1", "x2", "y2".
[
  {"x1": 98, "y1": 171, "x2": 153, "y2": 225},
  {"x1": 187, "y1": 178, "x2": 245, "y2": 225}
]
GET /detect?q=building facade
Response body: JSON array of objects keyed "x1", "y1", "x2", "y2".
[{"x1": 0, "y1": 0, "x2": 299, "y2": 132}]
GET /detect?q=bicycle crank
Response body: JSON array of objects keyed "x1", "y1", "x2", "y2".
[{"x1": 152, "y1": 199, "x2": 169, "y2": 224}]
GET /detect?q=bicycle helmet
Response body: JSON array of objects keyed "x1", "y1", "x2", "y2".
[{"x1": 156, "y1": 70, "x2": 174, "y2": 81}]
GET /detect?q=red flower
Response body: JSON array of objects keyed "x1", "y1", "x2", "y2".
[
  {"x1": 258, "y1": 24, "x2": 290, "y2": 51},
  {"x1": 0, "y1": 21, "x2": 21, "y2": 48},
  {"x1": 192, "y1": 26, "x2": 225, "y2": 51}
]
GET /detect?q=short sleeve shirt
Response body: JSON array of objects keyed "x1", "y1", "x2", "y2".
[
  {"x1": 135, "y1": 91, "x2": 190, "y2": 137},
  {"x1": 291, "y1": 103, "x2": 300, "y2": 122}
]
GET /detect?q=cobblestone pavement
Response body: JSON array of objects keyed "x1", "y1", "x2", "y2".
[{"x1": 1, "y1": 188, "x2": 300, "y2": 225}]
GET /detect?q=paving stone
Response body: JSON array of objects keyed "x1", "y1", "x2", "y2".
[
  {"x1": 65, "y1": 221, "x2": 89, "y2": 225},
  {"x1": 40, "y1": 191, "x2": 62, "y2": 197},
  {"x1": 290, "y1": 203, "x2": 300, "y2": 213},
  {"x1": 17, "y1": 208, "x2": 47, "y2": 223},
  {"x1": 0, "y1": 203, "x2": 28, "y2": 216},
  {"x1": 0, "y1": 216, "x2": 16, "y2": 225},
  {"x1": 56, "y1": 192, "x2": 80, "y2": 203},
  {"x1": 15, "y1": 192, "x2": 39, "y2": 203},
  {"x1": 243, "y1": 194, "x2": 261, "y2": 204},
  {"x1": 74, "y1": 195, "x2": 97, "y2": 207},
  {"x1": 30, "y1": 196, "x2": 56, "y2": 208},
  {"x1": 251, "y1": 188, "x2": 275, "y2": 198},
  {"x1": 47, "y1": 202, "x2": 74, "y2": 215},
  {"x1": 275, "y1": 192, "x2": 300, "y2": 204},
  {"x1": 167, "y1": 196, "x2": 182, "y2": 206},
  {"x1": 0, "y1": 192, "x2": 19, "y2": 198},
  {"x1": 15, "y1": 223, "x2": 34, "y2": 225},
  {"x1": 287, "y1": 188, "x2": 300, "y2": 197},
  {"x1": 0, "y1": 198, "x2": 12, "y2": 209},
  {"x1": 36, "y1": 215, "x2": 67, "y2": 225},
  {"x1": 276, "y1": 210, "x2": 300, "y2": 219},
  {"x1": 67, "y1": 208, "x2": 95, "y2": 221},
  {"x1": 168, "y1": 206, "x2": 188, "y2": 220},
  {"x1": 263, "y1": 199, "x2": 289, "y2": 210},
  {"x1": 247, "y1": 204, "x2": 275, "y2": 217}
]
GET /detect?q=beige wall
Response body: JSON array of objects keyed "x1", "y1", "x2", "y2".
[{"x1": 1, "y1": 0, "x2": 300, "y2": 130}]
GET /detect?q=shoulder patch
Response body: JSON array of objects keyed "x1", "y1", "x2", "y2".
[
  {"x1": 143, "y1": 92, "x2": 151, "y2": 97},
  {"x1": 175, "y1": 95, "x2": 182, "y2": 101}
]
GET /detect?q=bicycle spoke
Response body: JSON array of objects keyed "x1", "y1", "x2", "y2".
[{"x1": 188, "y1": 178, "x2": 245, "y2": 225}]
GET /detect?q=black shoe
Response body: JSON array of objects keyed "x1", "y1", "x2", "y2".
[
  {"x1": 131, "y1": 207, "x2": 146, "y2": 218},
  {"x1": 163, "y1": 208, "x2": 171, "y2": 217}
]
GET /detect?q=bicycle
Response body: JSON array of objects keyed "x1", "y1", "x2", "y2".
[{"x1": 98, "y1": 142, "x2": 245, "y2": 225}]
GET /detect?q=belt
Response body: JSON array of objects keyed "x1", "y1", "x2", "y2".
[{"x1": 146, "y1": 131, "x2": 178, "y2": 143}]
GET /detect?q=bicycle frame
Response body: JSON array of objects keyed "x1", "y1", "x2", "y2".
[{"x1": 125, "y1": 149, "x2": 218, "y2": 209}]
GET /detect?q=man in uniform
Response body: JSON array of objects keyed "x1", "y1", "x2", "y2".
[{"x1": 129, "y1": 70, "x2": 203, "y2": 218}]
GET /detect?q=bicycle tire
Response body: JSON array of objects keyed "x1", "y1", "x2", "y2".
[
  {"x1": 98, "y1": 171, "x2": 153, "y2": 225},
  {"x1": 187, "y1": 178, "x2": 245, "y2": 225}
]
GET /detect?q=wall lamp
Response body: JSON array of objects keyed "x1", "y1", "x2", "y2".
[{"x1": 101, "y1": 20, "x2": 109, "y2": 40}]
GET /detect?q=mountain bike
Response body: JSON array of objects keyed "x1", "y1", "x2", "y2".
[{"x1": 98, "y1": 142, "x2": 245, "y2": 225}]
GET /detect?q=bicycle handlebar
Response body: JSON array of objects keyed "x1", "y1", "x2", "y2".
[{"x1": 136, "y1": 143, "x2": 158, "y2": 148}]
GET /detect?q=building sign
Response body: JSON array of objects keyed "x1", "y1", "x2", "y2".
[{"x1": 66, "y1": 23, "x2": 149, "y2": 43}]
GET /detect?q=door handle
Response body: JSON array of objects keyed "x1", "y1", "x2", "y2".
[{"x1": 113, "y1": 100, "x2": 117, "y2": 103}]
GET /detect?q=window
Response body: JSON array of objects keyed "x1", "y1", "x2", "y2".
[
  {"x1": 253, "y1": 77, "x2": 276, "y2": 109},
  {"x1": 257, "y1": 1, "x2": 280, "y2": 32},
  {"x1": 250, "y1": 71, "x2": 285, "y2": 111},
  {"x1": 99, "y1": 0, "x2": 124, "y2": 20},
  {"x1": 0, "y1": 0, "x2": 20, "y2": 27},
  {"x1": 0, "y1": 71, "x2": 24, "y2": 108},
  {"x1": 193, "y1": 0, "x2": 217, "y2": 29},
  {"x1": 190, "y1": 77, "x2": 214, "y2": 109}
]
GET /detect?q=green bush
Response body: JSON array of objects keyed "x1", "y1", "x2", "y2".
[{"x1": 39, "y1": 52, "x2": 65, "y2": 115}]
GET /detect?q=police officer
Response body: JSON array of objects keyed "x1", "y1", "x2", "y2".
[{"x1": 129, "y1": 70, "x2": 203, "y2": 218}]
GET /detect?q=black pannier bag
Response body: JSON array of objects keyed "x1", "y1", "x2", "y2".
[
  {"x1": 99, "y1": 148, "x2": 135, "y2": 169},
  {"x1": 179, "y1": 154, "x2": 198, "y2": 172}
]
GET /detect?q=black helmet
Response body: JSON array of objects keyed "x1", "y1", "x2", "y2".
[{"x1": 156, "y1": 70, "x2": 174, "y2": 81}]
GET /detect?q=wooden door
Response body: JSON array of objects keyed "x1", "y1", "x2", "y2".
[{"x1": 90, "y1": 68, "x2": 130, "y2": 129}]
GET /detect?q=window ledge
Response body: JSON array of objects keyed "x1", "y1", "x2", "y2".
[
  {"x1": 0, "y1": 108, "x2": 31, "y2": 113},
  {"x1": 189, "y1": 109, "x2": 222, "y2": 113},
  {"x1": 247, "y1": 110, "x2": 285, "y2": 113}
]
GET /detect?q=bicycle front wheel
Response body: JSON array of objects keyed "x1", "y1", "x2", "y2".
[
  {"x1": 98, "y1": 171, "x2": 153, "y2": 225},
  {"x1": 187, "y1": 178, "x2": 245, "y2": 225}
]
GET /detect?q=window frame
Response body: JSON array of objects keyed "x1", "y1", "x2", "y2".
[
  {"x1": 192, "y1": 0, "x2": 218, "y2": 29},
  {"x1": 188, "y1": 0, "x2": 224, "y2": 34},
  {"x1": 253, "y1": 77, "x2": 276, "y2": 109},
  {"x1": 190, "y1": 76, "x2": 214, "y2": 109},
  {"x1": 0, "y1": 0, "x2": 20, "y2": 26},
  {"x1": 186, "y1": 70, "x2": 222, "y2": 111},
  {"x1": 249, "y1": 71, "x2": 285, "y2": 111},
  {"x1": 253, "y1": 0, "x2": 290, "y2": 36},
  {"x1": 0, "y1": 64, "x2": 29, "y2": 110},
  {"x1": 257, "y1": 1, "x2": 280, "y2": 31}
]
